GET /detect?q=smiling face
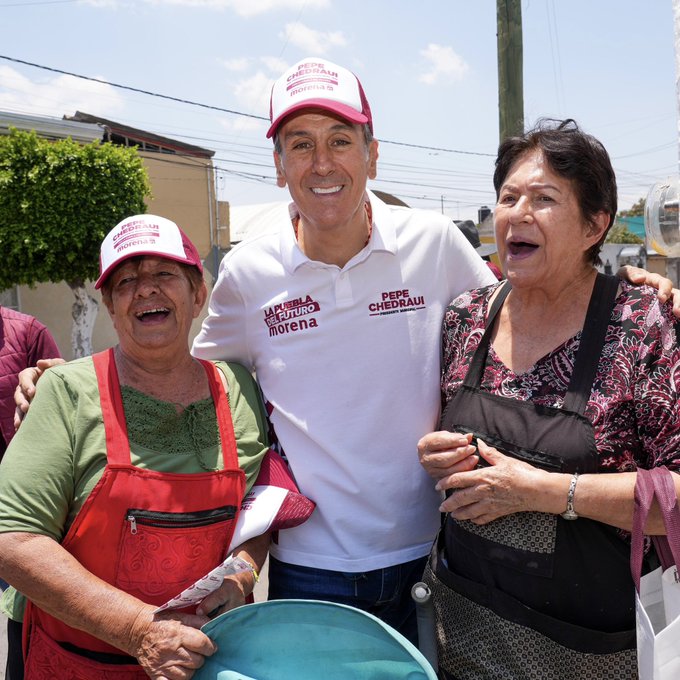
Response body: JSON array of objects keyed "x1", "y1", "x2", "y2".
[
  {"x1": 494, "y1": 149, "x2": 608, "y2": 290},
  {"x1": 273, "y1": 110, "x2": 378, "y2": 237},
  {"x1": 104, "y1": 256, "x2": 207, "y2": 361}
]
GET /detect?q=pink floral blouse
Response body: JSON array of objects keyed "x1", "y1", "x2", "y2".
[{"x1": 441, "y1": 281, "x2": 680, "y2": 472}]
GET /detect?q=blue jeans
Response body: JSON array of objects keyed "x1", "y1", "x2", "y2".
[{"x1": 267, "y1": 555, "x2": 427, "y2": 646}]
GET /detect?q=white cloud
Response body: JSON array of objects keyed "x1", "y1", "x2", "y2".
[
  {"x1": 233, "y1": 71, "x2": 274, "y2": 112},
  {"x1": 220, "y1": 57, "x2": 250, "y2": 72},
  {"x1": 218, "y1": 115, "x2": 263, "y2": 133},
  {"x1": 142, "y1": 0, "x2": 329, "y2": 18},
  {"x1": 260, "y1": 56, "x2": 288, "y2": 75},
  {"x1": 217, "y1": 70, "x2": 272, "y2": 133},
  {"x1": 219, "y1": 56, "x2": 287, "y2": 75},
  {"x1": 280, "y1": 21, "x2": 346, "y2": 54},
  {"x1": 419, "y1": 44, "x2": 469, "y2": 85},
  {"x1": 216, "y1": 61, "x2": 288, "y2": 134},
  {"x1": 0, "y1": 66, "x2": 126, "y2": 119}
]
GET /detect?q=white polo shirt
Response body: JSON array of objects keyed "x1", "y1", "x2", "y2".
[{"x1": 193, "y1": 191, "x2": 494, "y2": 571}]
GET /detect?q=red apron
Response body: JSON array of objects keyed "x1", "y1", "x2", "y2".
[{"x1": 23, "y1": 349, "x2": 245, "y2": 679}]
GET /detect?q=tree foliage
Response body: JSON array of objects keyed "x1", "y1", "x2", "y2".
[
  {"x1": 606, "y1": 221, "x2": 644, "y2": 244},
  {"x1": 0, "y1": 129, "x2": 150, "y2": 289},
  {"x1": 619, "y1": 197, "x2": 645, "y2": 218}
]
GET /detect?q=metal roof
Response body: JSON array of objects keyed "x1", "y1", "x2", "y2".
[
  {"x1": 67, "y1": 111, "x2": 214, "y2": 157},
  {"x1": 0, "y1": 110, "x2": 103, "y2": 144}
]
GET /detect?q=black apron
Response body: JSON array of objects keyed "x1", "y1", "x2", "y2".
[{"x1": 423, "y1": 274, "x2": 640, "y2": 680}]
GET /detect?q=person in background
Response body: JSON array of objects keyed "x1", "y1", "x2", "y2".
[
  {"x1": 0, "y1": 307, "x2": 61, "y2": 592},
  {"x1": 0, "y1": 215, "x2": 271, "y2": 680},
  {"x1": 419, "y1": 119, "x2": 680, "y2": 679},
  {"x1": 455, "y1": 219, "x2": 503, "y2": 280},
  {"x1": 0, "y1": 306, "x2": 60, "y2": 463}
]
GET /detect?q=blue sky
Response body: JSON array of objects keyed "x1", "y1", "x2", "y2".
[{"x1": 0, "y1": 0, "x2": 677, "y2": 222}]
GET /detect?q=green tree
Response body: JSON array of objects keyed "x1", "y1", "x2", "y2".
[
  {"x1": 619, "y1": 197, "x2": 645, "y2": 218},
  {"x1": 606, "y1": 221, "x2": 644, "y2": 244},
  {"x1": 0, "y1": 129, "x2": 150, "y2": 357}
]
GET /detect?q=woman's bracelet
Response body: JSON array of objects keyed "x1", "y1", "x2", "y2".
[
  {"x1": 560, "y1": 472, "x2": 579, "y2": 520},
  {"x1": 242, "y1": 557, "x2": 260, "y2": 583}
]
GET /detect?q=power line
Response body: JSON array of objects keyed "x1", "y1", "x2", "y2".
[
  {"x1": 0, "y1": 54, "x2": 265, "y2": 121},
  {"x1": 381, "y1": 139, "x2": 493, "y2": 157},
  {"x1": 2, "y1": 55, "x2": 656, "y2": 208},
  {"x1": 0, "y1": 54, "x2": 496, "y2": 158},
  {"x1": 143, "y1": 153, "x2": 497, "y2": 197}
]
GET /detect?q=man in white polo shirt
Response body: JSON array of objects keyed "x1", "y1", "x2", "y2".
[{"x1": 191, "y1": 56, "x2": 494, "y2": 642}]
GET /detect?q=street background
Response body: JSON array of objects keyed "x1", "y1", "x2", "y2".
[{"x1": 0, "y1": 1, "x2": 677, "y2": 222}]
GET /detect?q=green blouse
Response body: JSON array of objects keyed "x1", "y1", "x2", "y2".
[{"x1": 0, "y1": 356, "x2": 269, "y2": 620}]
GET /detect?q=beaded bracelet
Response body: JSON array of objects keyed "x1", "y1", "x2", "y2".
[{"x1": 242, "y1": 557, "x2": 260, "y2": 583}]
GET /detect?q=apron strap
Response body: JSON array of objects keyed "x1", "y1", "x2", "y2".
[
  {"x1": 462, "y1": 282, "x2": 511, "y2": 388},
  {"x1": 463, "y1": 275, "x2": 618, "y2": 417},
  {"x1": 562, "y1": 273, "x2": 620, "y2": 415},
  {"x1": 198, "y1": 359, "x2": 240, "y2": 471},
  {"x1": 94, "y1": 351, "x2": 240, "y2": 470},
  {"x1": 93, "y1": 349, "x2": 132, "y2": 466}
]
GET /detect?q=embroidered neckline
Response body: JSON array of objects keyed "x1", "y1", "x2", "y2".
[{"x1": 121, "y1": 385, "x2": 219, "y2": 470}]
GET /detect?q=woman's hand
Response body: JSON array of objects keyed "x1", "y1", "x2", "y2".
[
  {"x1": 13, "y1": 358, "x2": 65, "y2": 430},
  {"x1": 436, "y1": 439, "x2": 549, "y2": 524},
  {"x1": 618, "y1": 265, "x2": 680, "y2": 317},
  {"x1": 129, "y1": 606, "x2": 216, "y2": 680},
  {"x1": 0, "y1": 533, "x2": 217, "y2": 680},
  {"x1": 196, "y1": 572, "x2": 252, "y2": 618},
  {"x1": 196, "y1": 534, "x2": 269, "y2": 618},
  {"x1": 418, "y1": 431, "x2": 479, "y2": 481}
]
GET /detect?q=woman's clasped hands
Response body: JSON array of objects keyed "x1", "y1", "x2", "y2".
[{"x1": 418, "y1": 432, "x2": 550, "y2": 524}]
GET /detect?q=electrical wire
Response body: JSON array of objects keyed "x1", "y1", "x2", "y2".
[
  {"x1": 0, "y1": 54, "x2": 495, "y2": 158},
  {"x1": 0, "y1": 54, "x2": 665, "y2": 211}
]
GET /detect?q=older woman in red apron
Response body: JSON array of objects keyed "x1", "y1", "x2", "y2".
[
  {"x1": 419, "y1": 120, "x2": 680, "y2": 679},
  {"x1": 0, "y1": 215, "x2": 271, "y2": 679}
]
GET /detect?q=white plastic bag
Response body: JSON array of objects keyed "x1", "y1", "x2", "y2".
[{"x1": 632, "y1": 468, "x2": 680, "y2": 680}]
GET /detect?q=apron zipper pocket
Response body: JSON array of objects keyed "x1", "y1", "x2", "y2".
[{"x1": 126, "y1": 505, "x2": 237, "y2": 534}]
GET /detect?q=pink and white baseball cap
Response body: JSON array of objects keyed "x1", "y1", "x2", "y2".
[
  {"x1": 95, "y1": 214, "x2": 203, "y2": 289},
  {"x1": 266, "y1": 57, "x2": 373, "y2": 139}
]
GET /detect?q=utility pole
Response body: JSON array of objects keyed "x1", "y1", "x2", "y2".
[{"x1": 497, "y1": 0, "x2": 524, "y2": 142}]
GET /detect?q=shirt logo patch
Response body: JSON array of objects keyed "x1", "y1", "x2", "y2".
[
  {"x1": 368, "y1": 289, "x2": 426, "y2": 316},
  {"x1": 264, "y1": 295, "x2": 320, "y2": 337}
]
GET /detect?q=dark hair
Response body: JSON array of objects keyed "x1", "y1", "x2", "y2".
[{"x1": 493, "y1": 118, "x2": 617, "y2": 266}]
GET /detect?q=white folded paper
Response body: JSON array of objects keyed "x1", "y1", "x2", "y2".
[
  {"x1": 156, "y1": 486, "x2": 290, "y2": 612},
  {"x1": 227, "y1": 485, "x2": 289, "y2": 553},
  {"x1": 154, "y1": 555, "x2": 252, "y2": 613},
  {"x1": 155, "y1": 479, "x2": 313, "y2": 613}
]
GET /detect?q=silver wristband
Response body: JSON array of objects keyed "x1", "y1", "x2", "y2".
[{"x1": 560, "y1": 472, "x2": 579, "y2": 520}]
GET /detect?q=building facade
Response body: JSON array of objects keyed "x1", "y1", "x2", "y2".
[{"x1": 1, "y1": 110, "x2": 229, "y2": 359}]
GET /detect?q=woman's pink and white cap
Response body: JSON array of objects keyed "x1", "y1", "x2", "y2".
[
  {"x1": 266, "y1": 57, "x2": 373, "y2": 139},
  {"x1": 95, "y1": 214, "x2": 203, "y2": 289}
]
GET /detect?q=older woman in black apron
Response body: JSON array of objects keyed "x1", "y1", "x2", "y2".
[{"x1": 419, "y1": 119, "x2": 680, "y2": 679}]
